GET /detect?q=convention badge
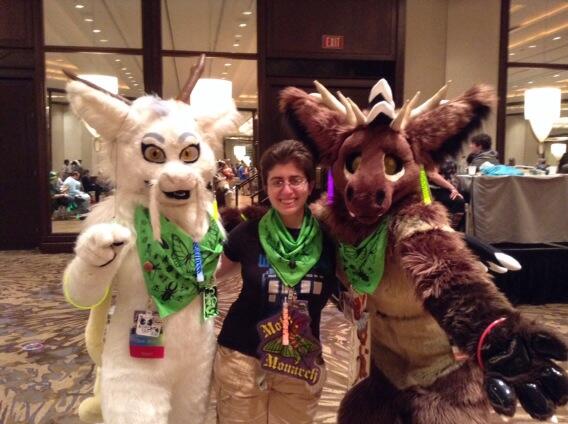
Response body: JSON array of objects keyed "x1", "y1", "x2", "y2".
[
  {"x1": 129, "y1": 310, "x2": 165, "y2": 359},
  {"x1": 257, "y1": 299, "x2": 323, "y2": 385},
  {"x1": 202, "y1": 286, "x2": 219, "y2": 320},
  {"x1": 136, "y1": 311, "x2": 163, "y2": 337}
]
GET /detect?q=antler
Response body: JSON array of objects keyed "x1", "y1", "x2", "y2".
[
  {"x1": 390, "y1": 91, "x2": 420, "y2": 132},
  {"x1": 177, "y1": 53, "x2": 206, "y2": 103},
  {"x1": 313, "y1": 81, "x2": 365, "y2": 125},
  {"x1": 62, "y1": 69, "x2": 132, "y2": 105},
  {"x1": 410, "y1": 81, "x2": 451, "y2": 119}
]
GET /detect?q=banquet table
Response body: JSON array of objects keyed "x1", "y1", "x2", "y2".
[{"x1": 456, "y1": 174, "x2": 568, "y2": 244}]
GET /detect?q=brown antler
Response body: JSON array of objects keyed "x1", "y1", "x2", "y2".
[
  {"x1": 177, "y1": 54, "x2": 206, "y2": 103},
  {"x1": 62, "y1": 69, "x2": 133, "y2": 105}
]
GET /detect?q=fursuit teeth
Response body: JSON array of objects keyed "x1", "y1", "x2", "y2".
[{"x1": 149, "y1": 180, "x2": 161, "y2": 241}]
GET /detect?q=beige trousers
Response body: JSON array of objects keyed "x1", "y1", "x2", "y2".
[{"x1": 214, "y1": 346, "x2": 326, "y2": 424}]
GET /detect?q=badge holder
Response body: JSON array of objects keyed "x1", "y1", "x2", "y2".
[{"x1": 129, "y1": 298, "x2": 165, "y2": 359}]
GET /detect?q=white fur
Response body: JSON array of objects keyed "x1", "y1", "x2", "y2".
[{"x1": 63, "y1": 80, "x2": 238, "y2": 424}]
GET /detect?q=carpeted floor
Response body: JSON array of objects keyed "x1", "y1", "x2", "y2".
[{"x1": 0, "y1": 250, "x2": 567, "y2": 423}]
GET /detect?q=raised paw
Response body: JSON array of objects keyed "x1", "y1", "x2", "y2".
[
  {"x1": 482, "y1": 319, "x2": 568, "y2": 420},
  {"x1": 75, "y1": 223, "x2": 132, "y2": 267}
]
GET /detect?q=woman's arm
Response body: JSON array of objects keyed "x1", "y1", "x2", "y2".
[
  {"x1": 427, "y1": 170, "x2": 463, "y2": 200},
  {"x1": 215, "y1": 253, "x2": 241, "y2": 282}
]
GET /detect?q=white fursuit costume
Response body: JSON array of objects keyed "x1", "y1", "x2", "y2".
[{"x1": 62, "y1": 71, "x2": 239, "y2": 424}]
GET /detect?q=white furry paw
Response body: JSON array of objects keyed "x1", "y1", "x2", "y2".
[{"x1": 75, "y1": 223, "x2": 132, "y2": 267}]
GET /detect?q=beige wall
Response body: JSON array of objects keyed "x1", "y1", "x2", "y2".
[{"x1": 405, "y1": 0, "x2": 501, "y2": 145}]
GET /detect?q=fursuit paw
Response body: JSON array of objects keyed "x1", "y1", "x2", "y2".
[
  {"x1": 75, "y1": 223, "x2": 132, "y2": 268},
  {"x1": 481, "y1": 317, "x2": 568, "y2": 420}
]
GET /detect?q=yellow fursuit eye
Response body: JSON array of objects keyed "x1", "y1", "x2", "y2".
[
  {"x1": 384, "y1": 155, "x2": 402, "y2": 175},
  {"x1": 142, "y1": 144, "x2": 166, "y2": 163},
  {"x1": 180, "y1": 145, "x2": 200, "y2": 163}
]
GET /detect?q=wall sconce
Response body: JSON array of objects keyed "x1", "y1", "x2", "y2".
[
  {"x1": 524, "y1": 87, "x2": 561, "y2": 153},
  {"x1": 551, "y1": 142, "x2": 567, "y2": 161}
]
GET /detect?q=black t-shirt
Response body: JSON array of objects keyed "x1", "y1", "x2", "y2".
[{"x1": 218, "y1": 218, "x2": 337, "y2": 358}]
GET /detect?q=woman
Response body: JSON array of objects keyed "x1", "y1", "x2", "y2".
[{"x1": 214, "y1": 140, "x2": 337, "y2": 424}]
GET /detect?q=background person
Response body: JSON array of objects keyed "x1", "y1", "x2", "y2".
[
  {"x1": 214, "y1": 140, "x2": 337, "y2": 424},
  {"x1": 466, "y1": 133, "x2": 500, "y2": 170}
]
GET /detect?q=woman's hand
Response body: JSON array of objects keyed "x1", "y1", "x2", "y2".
[{"x1": 450, "y1": 189, "x2": 463, "y2": 201}]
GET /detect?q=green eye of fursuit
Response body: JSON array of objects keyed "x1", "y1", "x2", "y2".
[
  {"x1": 142, "y1": 144, "x2": 166, "y2": 163},
  {"x1": 384, "y1": 155, "x2": 402, "y2": 175}
]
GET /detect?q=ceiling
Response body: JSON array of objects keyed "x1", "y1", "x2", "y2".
[
  {"x1": 507, "y1": 0, "x2": 568, "y2": 117},
  {"x1": 43, "y1": 0, "x2": 258, "y2": 108}
]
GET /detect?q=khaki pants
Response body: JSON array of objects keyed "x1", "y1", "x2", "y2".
[{"x1": 214, "y1": 346, "x2": 326, "y2": 424}]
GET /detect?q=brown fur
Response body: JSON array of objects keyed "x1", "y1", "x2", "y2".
[
  {"x1": 220, "y1": 204, "x2": 268, "y2": 232},
  {"x1": 280, "y1": 82, "x2": 567, "y2": 423}
]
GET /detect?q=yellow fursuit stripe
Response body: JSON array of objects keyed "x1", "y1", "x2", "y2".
[{"x1": 419, "y1": 166, "x2": 432, "y2": 205}]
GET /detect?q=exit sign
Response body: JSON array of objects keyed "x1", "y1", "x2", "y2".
[{"x1": 322, "y1": 35, "x2": 344, "y2": 49}]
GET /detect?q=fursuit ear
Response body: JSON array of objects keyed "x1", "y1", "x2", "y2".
[
  {"x1": 279, "y1": 86, "x2": 348, "y2": 166},
  {"x1": 405, "y1": 84, "x2": 496, "y2": 164},
  {"x1": 195, "y1": 101, "x2": 241, "y2": 158},
  {"x1": 66, "y1": 80, "x2": 131, "y2": 142}
]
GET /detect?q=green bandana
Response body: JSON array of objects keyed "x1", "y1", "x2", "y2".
[
  {"x1": 258, "y1": 208, "x2": 322, "y2": 287},
  {"x1": 134, "y1": 206, "x2": 224, "y2": 318},
  {"x1": 338, "y1": 218, "x2": 389, "y2": 294}
]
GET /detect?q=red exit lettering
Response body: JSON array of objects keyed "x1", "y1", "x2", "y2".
[{"x1": 322, "y1": 35, "x2": 344, "y2": 50}]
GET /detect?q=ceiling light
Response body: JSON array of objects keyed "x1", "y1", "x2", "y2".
[
  {"x1": 554, "y1": 74, "x2": 560, "y2": 78},
  {"x1": 235, "y1": 34, "x2": 242, "y2": 38},
  {"x1": 509, "y1": 53, "x2": 516, "y2": 56},
  {"x1": 242, "y1": 11, "x2": 252, "y2": 15},
  {"x1": 128, "y1": 76, "x2": 133, "y2": 79},
  {"x1": 222, "y1": 71, "x2": 228, "y2": 75},
  {"x1": 233, "y1": 43, "x2": 240, "y2": 47},
  {"x1": 238, "y1": 23, "x2": 247, "y2": 28},
  {"x1": 75, "y1": 4, "x2": 85, "y2": 9},
  {"x1": 84, "y1": 17, "x2": 93, "y2": 22},
  {"x1": 133, "y1": 83, "x2": 139, "y2": 87},
  {"x1": 93, "y1": 29, "x2": 101, "y2": 33},
  {"x1": 528, "y1": 44, "x2": 537, "y2": 48},
  {"x1": 56, "y1": 59, "x2": 64, "y2": 62},
  {"x1": 224, "y1": 63, "x2": 232, "y2": 67},
  {"x1": 100, "y1": 39, "x2": 108, "y2": 43},
  {"x1": 125, "y1": 72, "x2": 131, "y2": 75},
  {"x1": 528, "y1": 81, "x2": 534, "y2": 84},
  {"x1": 553, "y1": 36, "x2": 562, "y2": 40},
  {"x1": 121, "y1": 67, "x2": 127, "y2": 71},
  {"x1": 115, "y1": 59, "x2": 121, "y2": 62}
]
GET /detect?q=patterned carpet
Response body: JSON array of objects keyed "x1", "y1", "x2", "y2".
[{"x1": 0, "y1": 250, "x2": 566, "y2": 423}]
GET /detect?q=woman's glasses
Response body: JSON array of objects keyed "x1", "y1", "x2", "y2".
[{"x1": 268, "y1": 176, "x2": 307, "y2": 189}]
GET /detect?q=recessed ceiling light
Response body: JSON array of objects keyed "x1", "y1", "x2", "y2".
[
  {"x1": 100, "y1": 39, "x2": 108, "y2": 43},
  {"x1": 75, "y1": 4, "x2": 85, "y2": 9},
  {"x1": 125, "y1": 72, "x2": 131, "y2": 75},
  {"x1": 84, "y1": 17, "x2": 93, "y2": 22},
  {"x1": 528, "y1": 81, "x2": 534, "y2": 84},
  {"x1": 528, "y1": 44, "x2": 536, "y2": 48},
  {"x1": 233, "y1": 43, "x2": 240, "y2": 47},
  {"x1": 225, "y1": 63, "x2": 232, "y2": 67},
  {"x1": 242, "y1": 11, "x2": 252, "y2": 15},
  {"x1": 222, "y1": 71, "x2": 228, "y2": 75},
  {"x1": 133, "y1": 83, "x2": 139, "y2": 87},
  {"x1": 93, "y1": 29, "x2": 101, "y2": 33},
  {"x1": 128, "y1": 76, "x2": 133, "y2": 79},
  {"x1": 554, "y1": 74, "x2": 560, "y2": 77},
  {"x1": 115, "y1": 59, "x2": 121, "y2": 62},
  {"x1": 553, "y1": 36, "x2": 562, "y2": 40},
  {"x1": 509, "y1": 53, "x2": 516, "y2": 56},
  {"x1": 235, "y1": 34, "x2": 242, "y2": 38},
  {"x1": 56, "y1": 59, "x2": 64, "y2": 62},
  {"x1": 238, "y1": 23, "x2": 247, "y2": 28},
  {"x1": 121, "y1": 67, "x2": 127, "y2": 71}
]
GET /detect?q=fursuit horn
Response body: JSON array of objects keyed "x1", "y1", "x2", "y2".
[{"x1": 177, "y1": 53, "x2": 206, "y2": 103}]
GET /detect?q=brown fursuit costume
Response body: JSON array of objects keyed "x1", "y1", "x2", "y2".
[{"x1": 278, "y1": 81, "x2": 568, "y2": 423}]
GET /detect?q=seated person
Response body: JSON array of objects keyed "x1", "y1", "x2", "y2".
[
  {"x1": 81, "y1": 169, "x2": 106, "y2": 203},
  {"x1": 63, "y1": 171, "x2": 90, "y2": 214},
  {"x1": 466, "y1": 133, "x2": 500, "y2": 171},
  {"x1": 558, "y1": 152, "x2": 568, "y2": 174},
  {"x1": 50, "y1": 171, "x2": 72, "y2": 213},
  {"x1": 427, "y1": 160, "x2": 465, "y2": 231}
]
